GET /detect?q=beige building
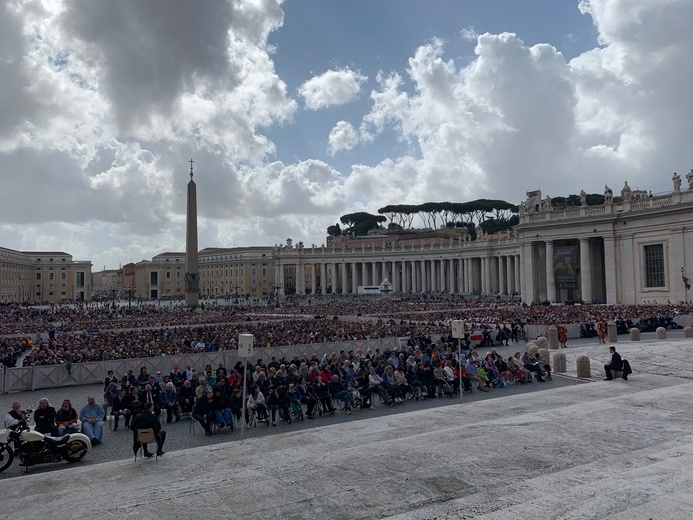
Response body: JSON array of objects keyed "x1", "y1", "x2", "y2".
[
  {"x1": 92, "y1": 268, "x2": 123, "y2": 299},
  {"x1": 134, "y1": 247, "x2": 274, "y2": 300},
  {"x1": 0, "y1": 248, "x2": 92, "y2": 303}
]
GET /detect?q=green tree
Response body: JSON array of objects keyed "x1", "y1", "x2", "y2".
[
  {"x1": 339, "y1": 212, "x2": 387, "y2": 236},
  {"x1": 327, "y1": 223, "x2": 342, "y2": 237}
]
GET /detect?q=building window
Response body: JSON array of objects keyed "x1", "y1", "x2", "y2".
[
  {"x1": 76, "y1": 272, "x2": 85, "y2": 286},
  {"x1": 61, "y1": 272, "x2": 66, "y2": 280},
  {"x1": 48, "y1": 272, "x2": 54, "y2": 281},
  {"x1": 166, "y1": 271, "x2": 171, "y2": 279},
  {"x1": 36, "y1": 273, "x2": 41, "y2": 281},
  {"x1": 643, "y1": 244, "x2": 665, "y2": 288}
]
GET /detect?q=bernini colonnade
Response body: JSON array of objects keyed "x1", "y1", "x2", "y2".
[
  {"x1": 275, "y1": 238, "x2": 522, "y2": 298},
  {"x1": 273, "y1": 183, "x2": 693, "y2": 306}
]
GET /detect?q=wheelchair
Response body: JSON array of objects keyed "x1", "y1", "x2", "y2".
[
  {"x1": 289, "y1": 401, "x2": 304, "y2": 421},
  {"x1": 248, "y1": 406, "x2": 270, "y2": 428}
]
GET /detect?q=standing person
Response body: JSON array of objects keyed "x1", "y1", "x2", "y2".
[
  {"x1": 603, "y1": 346, "x2": 623, "y2": 380},
  {"x1": 558, "y1": 324, "x2": 568, "y2": 348},
  {"x1": 79, "y1": 395, "x2": 105, "y2": 446},
  {"x1": 597, "y1": 321, "x2": 607, "y2": 344},
  {"x1": 130, "y1": 402, "x2": 166, "y2": 457},
  {"x1": 4, "y1": 402, "x2": 28, "y2": 429},
  {"x1": 33, "y1": 398, "x2": 58, "y2": 436},
  {"x1": 55, "y1": 399, "x2": 80, "y2": 435}
]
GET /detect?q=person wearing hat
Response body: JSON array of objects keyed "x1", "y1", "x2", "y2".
[
  {"x1": 170, "y1": 366, "x2": 185, "y2": 388},
  {"x1": 153, "y1": 371, "x2": 163, "y2": 384}
]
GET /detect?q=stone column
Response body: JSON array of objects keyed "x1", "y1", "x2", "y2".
[
  {"x1": 460, "y1": 258, "x2": 469, "y2": 293},
  {"x1": 311, "y1": 264, "x2": 317, "y2": 295},
  {"x1": 457, "y1": 258, "x2": 463, "y2": 293},
  {"x1": 545, "y1": 241, "x2": 555, "y2": 302},
  {"x1": 622, "y1": 234, "x2": 635, "y2": 304},
  {"x1": 340, "y1": 263, "x2": 348, "y2": 294},
  {"x1": 431, "y1": 259, "x2": 436, "y2": 292},
  {"x1": 464, "y1": 258, "x2": 471, "y2": 293},
  {"x1": 522, "y1": 243, "x2": 534, "y2": 303},
  {"x1": 298, "y1": 261, "x2": 306, "y2": 295},
  {"x1": 320, "y1": 263, "x2": 327, "y2": 294},
  {"x1": 484, "y1": 257, "x2": 491, "y2": 295},
  {"x1": 579, "y1": 238, "x2": 592, "y2": 304},
  {"x1": 603, "y1": 237, "x2": 617, "y2": 304},
  {"x1": 278, "y1": 264, "x2": 285, "y2": 297},
  {"x1": 514, "y1": 254, "x2": 521, "y2": 295},
  {"x1": 672, "y1": 228, "x2": 686, "y2": 304},
  {"x1": 498, "y1": 256, "x2": 506, "y2": 295},
  {"x1": 371, "y1": 262, "x2": 377, "y2": 286},
  {"x1": 401, "y1": 261, "x2": 408, "y2": 292},
  {"x1": 351, "y1": 263, "x2": 358, "y2": 294},
  {"x1": 440, "y1": 260, "x2": 446, "y2": 293}
]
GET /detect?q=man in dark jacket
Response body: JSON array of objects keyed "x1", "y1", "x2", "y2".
[
  {"x1": 178, "y1": 380, "x2": 195, "y2": 414},
  {"x1": 130, "y1": 402, "x2": 165, "y2": 457},
  {"x1": 604, "y1": 346, "x2": 623, "y2": 380},
  {"x1": 193, "y1": 390, "x2": 215, "y2": 436}
]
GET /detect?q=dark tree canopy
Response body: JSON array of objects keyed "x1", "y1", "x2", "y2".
[
  {"x1": 327, "y1": 223, "x2": 342, "y2": 237},
  {"x1": 376, "y1": 199, "x2": 518, "y2": 232},
  {"x1": 337, "y1": 212, "x2": 386, "y2": 236}
]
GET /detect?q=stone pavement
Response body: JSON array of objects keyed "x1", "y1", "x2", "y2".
[{"x1": 2, "y1": 338, "x2": 693, "y2": 519}]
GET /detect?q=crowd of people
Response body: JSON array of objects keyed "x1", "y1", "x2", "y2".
[
  {"x1": 0, "y1": 298, "x2": 686, "y2": 368},
  {"x1": 5, "y1": 340, "x2": 554, "y2": 455}
]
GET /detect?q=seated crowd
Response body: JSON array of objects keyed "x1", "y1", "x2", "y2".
[{"x1": 98, "y1": 341, "x2": 552, "y2": 436}]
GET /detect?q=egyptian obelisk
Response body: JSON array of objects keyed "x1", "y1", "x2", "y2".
[{"x1": 185, "y1": 159, "x2": 199, "y2": 308}]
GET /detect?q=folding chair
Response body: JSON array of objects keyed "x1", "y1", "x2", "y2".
[{"x1": 135, "y1": 428, "x2": 158, "y2": 461}]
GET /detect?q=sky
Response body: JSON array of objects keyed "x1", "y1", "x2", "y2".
[{"x1": 1, "y1": 0, "x2": 692, "y2": 270}]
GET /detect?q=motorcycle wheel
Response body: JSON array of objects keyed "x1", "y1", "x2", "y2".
[
  {"x1": 63, "y1": 439, "x2": 90, "y2": 463},
  {"x1": 0, "y1": 444, "x2": 14, "y2": 473}
]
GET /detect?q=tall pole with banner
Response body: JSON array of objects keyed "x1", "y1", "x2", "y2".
[
  {"x1": 451, "y1": 320, "x2": 465, "y2": 402},
  {"x1": 238, "y1": 334, "x2": 254, "y2": 436}
]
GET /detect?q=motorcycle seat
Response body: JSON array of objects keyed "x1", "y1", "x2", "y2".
[{"x1": 44, "y1": 435, "x2": 70, "y2": 446}]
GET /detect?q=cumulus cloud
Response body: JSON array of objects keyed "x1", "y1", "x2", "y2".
[
  {"x1": 299, "y1": 68, "x2": 367, "y2": 110},
  {"x1": 460, "y1": 26, "x2": 478, "y2": 41},
  {"x1": 328, "y1": 121, "x2": 359, "y2": 154},
  {"x1": 2, "y1": 0, "x2": 693, "y2": 270},
  {"x1": 347, "y1": 0, "x2": 693, "y2": 213}
]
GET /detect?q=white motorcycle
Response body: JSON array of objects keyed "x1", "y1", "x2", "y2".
[{"x1": 1, "y1": 411, "x2": 92, "y2": 473}]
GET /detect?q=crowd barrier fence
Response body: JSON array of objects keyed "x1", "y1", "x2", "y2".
[{"x1": 2, "y1": 338, "x2": 398, "y2": 393}]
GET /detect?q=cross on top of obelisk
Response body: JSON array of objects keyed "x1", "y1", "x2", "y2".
[{"x1": 189, "y1": 158, "x2": 194, "y2": 179}]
